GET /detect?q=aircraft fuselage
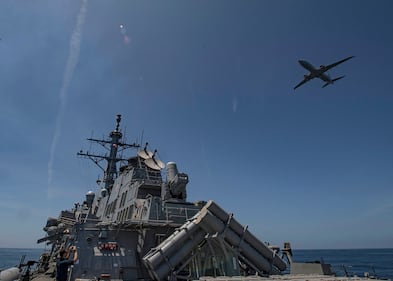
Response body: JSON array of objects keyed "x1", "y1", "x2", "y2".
[
  {"x1": 294, "y1": 56, "x2": 354, "y2": 90},
  {"x1": 298, "y1": 60, "x2": 330, "y2": 82}
]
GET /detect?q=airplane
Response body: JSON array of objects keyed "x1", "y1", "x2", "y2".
[{"x1": 294, "y1": 56, "x2": 354, "y2": 90}]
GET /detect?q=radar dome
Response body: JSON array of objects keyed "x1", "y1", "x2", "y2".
[
  {"x1": 101, "y1": 188, "x2": 108, "y2": 197},
  {"x1": 85, "y1": 191, "x2": 95, "y2": 207}
]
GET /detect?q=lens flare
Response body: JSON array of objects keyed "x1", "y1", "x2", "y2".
[{"x1": 119, "y1": 24, "x2": 130, "y2": 44}]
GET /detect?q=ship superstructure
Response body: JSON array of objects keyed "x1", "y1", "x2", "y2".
[
  {"x1": 31, "y1": 115, "x2": 287, "y2": 281},
  {"x1": 13, "y1": 115, "x2": 387, "y2": 281}
]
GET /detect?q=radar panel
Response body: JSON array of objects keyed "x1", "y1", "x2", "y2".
[{"x1": 145, "y1": 157, "x2": 165, "y2": 170}]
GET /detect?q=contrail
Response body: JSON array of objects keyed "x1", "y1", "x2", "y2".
[{"x1": 47, "y1": 0, "x2": 88, "y2": 198}]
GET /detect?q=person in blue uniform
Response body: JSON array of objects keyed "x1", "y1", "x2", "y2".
[{"x1": 56, "y1": 246, "x2": 78, "y2": 281}]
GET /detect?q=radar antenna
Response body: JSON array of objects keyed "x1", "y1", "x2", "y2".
[
  {"x1": 77, "y1": 114, "x2": 140, "y2": 193},
  {"x1": 138, "y1": 142, "x2": 154, "y2": 159},
  {"x1": 144, "y1": 149, "x2": 165, "y2": 170}
]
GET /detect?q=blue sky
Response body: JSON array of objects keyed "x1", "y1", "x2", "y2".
[{"x1": 0, "y1": 1, "x2": 392, "y2": 249}]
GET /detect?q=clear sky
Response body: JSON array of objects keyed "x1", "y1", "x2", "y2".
[{"x1": 0, "y1": 1, "x2": 392, "y2": 249}]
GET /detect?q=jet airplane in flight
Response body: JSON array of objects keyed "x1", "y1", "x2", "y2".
[{"x1": 294, "y1": 56, "x2": 354, "y2": 90}]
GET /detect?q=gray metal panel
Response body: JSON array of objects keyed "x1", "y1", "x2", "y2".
[{"x1": 291, "y1": 262, "x2": 334, "y2": 275}]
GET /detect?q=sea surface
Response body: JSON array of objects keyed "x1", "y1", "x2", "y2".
[
  {"x1": 0, "y1": 248, "x2": 392, "y2": 280},
  {"x1": 0, "y1": 248, "x2": 46, "y2": 270},
  {"x1": 292, "y1": 248, "x2": 393, "y2": 279}
]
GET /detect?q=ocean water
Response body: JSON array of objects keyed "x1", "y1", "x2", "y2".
[
  {"x1": 293, "y1": 249, "x2": 393, "y2": 279},
  {"x1": 0, "y1": 248, "x2": 392, "y2": 280},
  {"x1": 0, "y1": 248, "x2": 46, "y2": 270}
]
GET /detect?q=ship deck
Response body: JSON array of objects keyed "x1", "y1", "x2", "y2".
[{"x1": 198, "y1": 275, "x2": 390, "y2": 281}]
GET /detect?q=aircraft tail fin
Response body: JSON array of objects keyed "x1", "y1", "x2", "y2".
[{"x1": 322, "y1": 75, "x2": 345, "y2": 88}]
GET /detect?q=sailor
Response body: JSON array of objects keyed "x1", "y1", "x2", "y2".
[{"x1": 56, "y1": 246, "x2": 78, "y2": 281}]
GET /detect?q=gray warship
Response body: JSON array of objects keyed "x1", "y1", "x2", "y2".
[{"x1": 1, "y1": 115, "x2": 389, "y2": 281}]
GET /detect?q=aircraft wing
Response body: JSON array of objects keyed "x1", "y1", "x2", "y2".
[
  {"x1": 324, "y1": 56, "x2": 354, "y2": 72},
  {"x1": 294, "y1": 78, "x2": 309, "y2": 90},
  {"x1": 322, "y1": 75, "x2": 345, "y2": 88}
]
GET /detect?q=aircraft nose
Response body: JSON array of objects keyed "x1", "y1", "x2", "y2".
[{"x1": 298, "y1": 60, "x2": 310, "y2": 69}]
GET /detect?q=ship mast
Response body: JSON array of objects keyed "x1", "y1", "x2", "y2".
[{"x1": 77, "y1": 114, "x2": 140, "y2": 193}]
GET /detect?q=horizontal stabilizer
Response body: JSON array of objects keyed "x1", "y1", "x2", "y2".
[
  {"x1": 332, "y1": 75, "x2": 345, "y2": 82},
  {"x1": 322, "y1": 75, "x2": 345, "y2": 88}
]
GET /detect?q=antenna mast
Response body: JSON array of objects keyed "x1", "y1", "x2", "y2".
[{"x1": 77, "y1": 114, "x2": 140, "y2": 193}]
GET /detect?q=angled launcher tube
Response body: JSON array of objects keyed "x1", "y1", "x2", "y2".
[
  {"x1": 195, "y1": 208, "x2": 279, "y2": 274},
  {"x1": 202, "y1": 201, "x2": 286, "y2": 271},
  {"x1": 143, "y1": 220, "x2": 206, "y2": 280},
  {"x1": 143, "y1": 200, "x2": 286, "y2": 280},
  {"x1": 144, "y1": 220, "x2": 200, "y2": 269},
  {"x1": 145, "y1": 230, "x2": 206, "y2": 280}
]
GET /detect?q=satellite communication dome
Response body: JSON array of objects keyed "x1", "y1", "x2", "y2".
[{"x1": 86, "y1": 191, "x2": 96, "y2": 207}]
